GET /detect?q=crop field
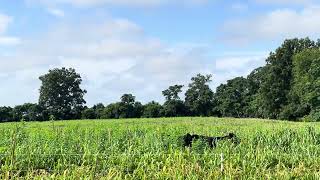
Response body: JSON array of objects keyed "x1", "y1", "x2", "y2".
[{"x1": 1, "y1": 117, "x2": 320, "y2": 179}]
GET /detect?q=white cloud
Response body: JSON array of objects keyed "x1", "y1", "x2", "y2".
[
  {"x1": 213, "y1": 53, "x2": 267, "y2": 88},
  {"x1": 47, "y1": 8, "x2": 65, "y2": 17},
  {"x1": 0, "y1": 37, "x2": 21, "y2": 46},
  {"x1": 222, "y1": 6, "x2": 320, "y2": 43},
  {"x1": 0, "y1": 14, "x2": 12, "y2": 34},
  {"x1": 0, "y1": 13, "x2": 20, "y2": 46},
  {"x1": 0, "y1": 17, "x2": 218, "y2": 106},
  {"x1": 215, "y1": 54, "x2": 266, "y2": 71},
  {"x1": 254, "y1": 0, "x2": 314, "y2": 5}
]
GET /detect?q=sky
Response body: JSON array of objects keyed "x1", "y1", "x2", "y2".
[{"x1": 0, "y1": 0, "x2": 319, "y2": 106}]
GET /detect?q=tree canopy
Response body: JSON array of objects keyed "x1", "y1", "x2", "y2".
[
  {"x1": 162, "y1": 85, "x2": 187, "y2": 117},
  {"x1": 291, "y1": 49, "x2": 320, "y2": 121},
  {"x1": 258, "y1": 38, "x2": 319, "y2": 119},
  {"x1": 185, "y1": 74, "x2": 214, "y2": 116},
  {"x1": 39, "y1": 67, "x2": 87, "y2": 120}
]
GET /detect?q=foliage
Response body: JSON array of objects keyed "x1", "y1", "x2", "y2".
[
  {"x1": 92, "y1": 103, "x2": 105, "y2": 119},
  {"x1": 306, "y1": 110, "x2": 320, "y2": 122},
  {"x1": 162, "y1": 85, "x2": 188, "y2": 117},
  {"x1": 39, "y1": 67, "x2": 87, "y2": 120},
  {"x1": 81, "y1": 108, "x2": 96, "y2": 119},
  {"x1": 162, "y1": 85, "x2": 184, "y2": 101},
  {"x1": 100, "y1": 94, "x2": 144, "y2": 119},
  {"x1": 258, "y1": 38, "x2": 318, "y2": 119},
  {"x1": 12, "y1": 103, "x2": 45, "y2": 121},
  {"x1": 215, "y1": 77, "x2": 250, "y2": 118},
  {"x1": 133, "y1": 102, "x2": 144, "y2": 118},
  {"x1": 161, "y1": 100, "x2": 187, "y2": 117},
  {"x1": 0, "y1": 106, "x2": 13, "y2": 122},
  {"x1": 101, "y1": 103, "x2": 121, "y2": 119},
  {"x1": 290, "y1": 48, "x2": 320, "y2": 121},
  {"x1": 292, "y1": 49, "x2": 320, "y2": 109},
  {"x1": 185, "y1": 74, "x2": 214, "y2": 116},
  {"x1": 142, "y1": 101, "x2": 163, "y2": 118},
  {"x1": 245, "y1": 67, "x2": 268, "y2": 118}
]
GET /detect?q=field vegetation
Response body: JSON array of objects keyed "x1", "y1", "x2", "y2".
[{"x1": 1, "y1": 117, "x2": 320, "y2": 179}]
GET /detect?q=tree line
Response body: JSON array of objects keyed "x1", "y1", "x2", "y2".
[{"x1": 0, "y1": 38, "x2": 320, "y2": 122}]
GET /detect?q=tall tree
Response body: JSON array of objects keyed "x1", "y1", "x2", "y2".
[
  {"x1": 92, "y1": 103, "x2": 105, "y2": 119},
  {"x1": 39, "y1": 67, "x2": 87, "y2": 120},
  {"x1": 81, "y1": 108, "x2": 96, "y2": 119},
  {"x1": 258, "y1": 38, "x2": 318, "y2": 119},
  {"x1": 0, "y1": 106, "x2": 13, "y2": 122},
  {"x1": 185, "y1": 74, "x2": 214, "y2": 116},
  {"x1": 246, "y1": 67, "x2": 268, "y2": 118},
  {"x1": 133, "y1": 101, "x2": 144, "y2": 118},
  {"x1": 215, "y1": 77, "x2": 250, "y2": 118},
  {"x1": 102, "y1": 94, "x2": 143, "y2": 119},
  {"x1": 291, "y1": 48, "x2": 320, "y2": 121},
  {"x1": 143, "y1": 101, "x2": 163, "y2": 118},
  {"x1": 102, "y1": 103, "x2": 121, "y2": 119},
  {"x1": 162, "y1": 85, "x2": 184, "y2": 101},
  {"x1": 121, "y1": 94, "x2": 136, "y2": 105},
  {"x1": 162, "y1": 85, "x2": 187, "y2": 117},
  {"x1": 119, "y1": 94, "x2": 137, "y2": 118}
]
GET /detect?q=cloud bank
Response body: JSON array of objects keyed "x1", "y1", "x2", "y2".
[
  {"x1": 223, "y1": 6, "x2": 320, "y2": 44},
  {"x1": 0, "y1": 17, "x2": 219, "y2": 106}
]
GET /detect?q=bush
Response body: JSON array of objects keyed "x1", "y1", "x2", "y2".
[
  {"x1": 142, "y1": 101, "x2": 163, "y2": 118},
  {"x1": 303, "y1": 109, "x2": 320, "y2": 122},
  {"x1": 81, "y1": 108, "x2": 96, "y2": 119}
]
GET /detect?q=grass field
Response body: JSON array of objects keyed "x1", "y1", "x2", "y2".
[{"x1": 1, "y1": 117, "x2": 320, "y2": 179}]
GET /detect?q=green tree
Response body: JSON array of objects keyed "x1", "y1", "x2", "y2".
[
  {"x1": 291, "y1": 48, "x2": 320, "y2": 121},
  {"x1": 133, "y1": 101, "x2": 144, "y2": 118},
  {"x1": 142, "y1": 101, "x2": 163, "y2": 118},
  {"x1": 12, "y1": 103, "x2": 44, "y2": 121},
  {"x1": 39, "y1": 67, "x2": 87, "y2": 120},
  {"x1": 215, "y1": 77, "x2": 250, "y2": 118},
  {"x1": 101, "y1": 94, "x2": 143, "y2": 119},
  {"x1": 121, "y1": 94, "x2": 135, "y2": 105},
  {"x1": 119, "y1": 94, "x2": 137, "y2": 118},
  {"x1": 162, "y1": 85, "x2": 184, "y2": 101},
  {"x1": 81, "y1": 108, "x2": 96, "y2": 119},
  {"x1": 0, "y1": 106, "x2": 13, "y2": 122},
  {"x1": 246, "y1": 67, "x2": 268, "y2": 118},
  {"x1": 102, "y1": 103, "x2": 121, "y2": 119},
  {"x1": 92, "y1": 103, "x2": 105, "y2": 119},
  {"x1": 185, "y1": 74, "x2": 214, "y2": 116},
  {"x1": 258, "y1": 38, "x2": 318, "y2": 119},
  {"x1": 162, "y1": 85, "x2": 187, "y2": 117}
]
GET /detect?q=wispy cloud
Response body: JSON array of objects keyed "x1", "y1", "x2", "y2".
[
  {"x1": 0, "y1": 17, "x2": 216, "y2": 106},
  {"x1": 0, "y1": 14, "x2": 12, "y2": 34},
  {"x1": 222, "y1": 6, "x2": 320, "y2": 44},
  {"x1": 47, "y1": 8, "x2": 65, "y2": 17},
  {"x1": 254, "y1": 0, "x2": 314, "y2": 5},
  {"x1": 0, "y1": 13, "x2": 20, "y2": 46}
]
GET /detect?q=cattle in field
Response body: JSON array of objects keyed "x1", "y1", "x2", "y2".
[{"x1": 181, "y1": 133, "x2": 239, "y2": 148}]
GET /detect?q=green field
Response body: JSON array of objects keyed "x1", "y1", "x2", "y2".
[{"x1": 1, "y1": 117, "x2": 320, "y2": 179}]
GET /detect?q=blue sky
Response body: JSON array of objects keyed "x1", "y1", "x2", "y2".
[{"x1": 0, "y1": 0, "x2": 319, "y2": 106}]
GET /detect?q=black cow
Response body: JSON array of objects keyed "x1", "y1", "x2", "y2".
[{"x1": 181, "y1": 133, "x2": 239, "y2": 148}]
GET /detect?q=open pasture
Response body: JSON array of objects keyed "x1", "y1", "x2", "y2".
[{"x1": 1, "y1": 117, "x2": 320, "y2": 179}]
